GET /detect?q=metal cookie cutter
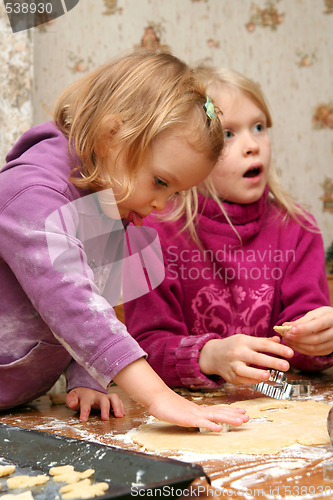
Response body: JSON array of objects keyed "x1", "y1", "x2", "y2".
[
  {"x1": 252, "y1": 370, "x2": 311, "y2": 400},
  {"x1": 253, "y1": 381, "x2": 285, "y2": 400},
  {"x1": 283, "y1": 380, "x2": 312, "y2": 398},
  {"x1": 269, "y1": 369, "x2": 287, "y2": 384}
]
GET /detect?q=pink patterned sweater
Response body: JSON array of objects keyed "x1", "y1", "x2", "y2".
[{"x1": 124, "y1": 189, "x2": 332, "y2": 388}]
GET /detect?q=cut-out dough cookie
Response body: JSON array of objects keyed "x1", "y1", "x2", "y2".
[
  {"x1": 60, "y1": 479, "x2": 109, "y2": 499},
  {"x1": 0, "y1": 465, "x2": 16, "y2": 477},
  {"x1": 273, "y1": 325, "x2": 293, "y2": 336},
  {"x1": 52, "y1": 468, "x2": 94, "y2": 484},
  {"x1": 131, "y1": 398, "x2": 331, "y2": 455},
  {"x1": 1, "y1": 492, "x2": 34, "y2": 500},
  {"x1": 59, "y1": 478, "x2": 91, "y2": 493},
  {"x1": 49, "y1": 465, "x2": 75, "y2": 476},
  {"x1": 7, "y1": 474, "x2": 49, "y2": 489}
]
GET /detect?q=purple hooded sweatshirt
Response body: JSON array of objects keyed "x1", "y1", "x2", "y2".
[
  {"x1": 124, "y1": 189, "x2": 333, "y2": 389},
  {"x1": 0, "y1": 122, "x2": 146, "y2": 410}
]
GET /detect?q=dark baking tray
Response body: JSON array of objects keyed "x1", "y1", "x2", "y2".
[{"x1": 0, "y1": 423, "x2": 208, "y2": 499}]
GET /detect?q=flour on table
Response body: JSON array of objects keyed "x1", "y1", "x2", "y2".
[{"x1": 131, "y1": 398, "x2": 331, "y2": 455}]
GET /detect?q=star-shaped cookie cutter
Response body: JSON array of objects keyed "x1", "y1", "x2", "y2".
[{"x1": 252, "y1": 370, "x2": 311, "y2": 400}]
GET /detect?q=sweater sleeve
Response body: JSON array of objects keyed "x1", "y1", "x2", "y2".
[
  {"x1": 65, "y1": 360, "x2": 108, "y2": 393},
  {"x1": 0, "y1": 187, "x2": 146, "y2": 390},
  {"x1": 275, "y1": 218, "x2": 333, "y2": 372},
  {"x1": 124, "y1": 242, "x2": 223, "y2": 389}
]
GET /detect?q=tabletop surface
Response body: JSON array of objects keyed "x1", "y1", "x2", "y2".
[{"x1": 1, "y1": 369, "x2": 333, "y2": 500}]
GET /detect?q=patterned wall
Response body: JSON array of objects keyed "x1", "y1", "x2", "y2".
[
  {"x1": 0, "y1": 1, "x2": 33, "y2": 164},
  {"x1": 1, "y1": 0, "x2": 333, "y2": 256}
]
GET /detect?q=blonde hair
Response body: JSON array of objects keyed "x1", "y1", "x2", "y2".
[
  {"x1": 53, "y1": 51, "x2": 224, "y2": 217},
  {"x1": 193, "y1": 65, "x2": 317, "y2": 231}
]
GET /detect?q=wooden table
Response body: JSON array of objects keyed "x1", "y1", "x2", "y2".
[{"x1": 1, "y1": 369, "x2": 333, "y2": 500}]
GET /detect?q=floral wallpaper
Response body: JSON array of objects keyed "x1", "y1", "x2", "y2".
[{"x1": 1, "y1": 0, "x2": 333, "y2": 255}]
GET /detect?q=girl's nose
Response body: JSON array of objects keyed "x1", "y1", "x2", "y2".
[
  {"x1": 151, "y1": 195, "x2": 168, "y2": 212},
  {"x1": 242, "y1": 133, "x2": 259, "y2": 155}
]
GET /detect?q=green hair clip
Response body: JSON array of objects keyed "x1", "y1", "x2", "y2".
[{"x1": 204, "y1": 95, "x2": 215, "y2": 119}]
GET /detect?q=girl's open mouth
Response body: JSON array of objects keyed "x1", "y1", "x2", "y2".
[{"x1": 243, "y1": 166, "x2": 261, "y2": 178}]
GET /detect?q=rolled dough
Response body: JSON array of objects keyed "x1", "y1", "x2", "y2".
[{"x1": 131, "y1": 398, "x2": 331, "y2": 455}]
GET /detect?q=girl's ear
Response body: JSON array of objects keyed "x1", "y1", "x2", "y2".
[{"x1": 95, "y1": 115, "x2": 123, "y2": 158}]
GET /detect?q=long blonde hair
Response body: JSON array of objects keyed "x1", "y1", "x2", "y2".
[
  {"x1": 193, "y1": 65, "x2": 317, "y2": 231},
  {"x1": 53, "y1": 51, "x2": 223, "y2": 216}
]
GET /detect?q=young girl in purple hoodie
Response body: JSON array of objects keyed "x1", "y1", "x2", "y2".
[
  {"x1": 0, "y1": 52, "x2": 249, "y2": 430},
  {"x1": 124, "y1": 66, "x2": 333, "y2": 389}
]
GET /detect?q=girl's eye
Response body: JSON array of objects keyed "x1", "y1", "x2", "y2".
[
  {"x1": 253, "y1": 123, "x2": 265, "y2": 133},
  {"x1": 224, "y1": 130, "x2": 233, "y2": 140},
  {"x1": 155, "y1": 177, "x2": 168, "y2": 188}
]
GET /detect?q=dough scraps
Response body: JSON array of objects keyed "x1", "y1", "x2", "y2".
[
  {"x1": 49, "y1": 465, "x2": 75, "y2": 476},
  {"x1": 273, "y1": 325, "x2": 293, "y2": 336},
  {"x1": 131, "y1": 398, "x2": 331, "y2": 455},
  {"x1": 59, "y1": 479, "x2": 109, "y2": 499},
  {"x1": 1, "y1": 462, "x2": 107, "y2": 499},
  {"x1": 0, "y1": 465, "x2": 16, "y2": 477},
  {"x1": 51, "y1": 467, "x2": 94, "y2": 484},
  {"x1": 7, "y1": 474, "x2": 49, "y2": 489},
  {"x1": 0, "y1": 492, "x2": 34, "y2": 500},
  {"x1": 49, "y1": 465, "x2": 108, "y2": 498}
]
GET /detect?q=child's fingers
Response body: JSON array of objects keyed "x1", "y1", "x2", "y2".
[
  {"x1": 246, "y1": 342, "x2": 293, "y2": 367},
  {"x1": 66, "y1": 389, "x2": 93, "y2": 421},
  {"x1": 235, "y1": 360, "x2": 290, "y2": 384},
  {"x1": 108, "y1": 393, "x2": 125, "y2": 418},
  {"x1": 285, "y1": 335, "x2": 333, "y2": 356},
  {"x1": 249, "y1": 337, "x2": 294, "y2": 359},
  {"x1": 233, "y1": 365, "x2": 271, "y2": 385},
  {"x1": 99, "y1": 397, "x2": 111, "y2": 421},
  {"x1": 199, "y1": 408, "x2": 249, "y2": 431},
  {"x1": 285, "y1": 331, "x2": 322, "y2": 345},
  {"x1": 284, "y1": 307, "x2": 333, "y2": 336},
  {"x1": 285, "y1": 320, "x2": 319, "y2": 337},
  {"x1": 148, "y1": 395, "x2": 249, "y2": 431},
  {"x1": 78, "y1": 402, "x2": 92, "y2": 422},
  {"x1": 270, "y1": 335, "x2": 282, "y2": 343},
  {"x1": 287, "y1": 319, "x2": 330, "y2": 338},
  {"x1": 207, "y1": 406, "x2": 248, "y2": 421},
  {"x1": 251, "y1": 352, "x2": 291, "y2": 372},
  {"x1": 65, "y1": 390, "x2": 80, "y2": 411},
  {"x1": 220, "y1": 338, "x2": 293, "y2": 385},
  {"x1": 66, "y1": 389, "x2": 125, "y2": 421}
]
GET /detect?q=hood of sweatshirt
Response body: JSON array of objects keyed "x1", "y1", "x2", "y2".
[{"x1": 1, "y1": 121, "x2": 85, "y2": 207}]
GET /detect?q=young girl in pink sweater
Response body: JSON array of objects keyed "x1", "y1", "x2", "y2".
[
  {"x1": 124, "y1": 66, "x2": 333, "y2": 389},
  {"x1": 0, "y1": 53, "x2": 249, "y2": 430}
]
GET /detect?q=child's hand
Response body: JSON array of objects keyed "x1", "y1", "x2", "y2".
[
  {"x1": 282, "y1": 306, "x2": 333, "y2": 356},
  {"x1": 147, "y1": 389, "x2": 249, "y2": 432},
  {"x1": 199, "y1": 335, "x2": 294, "y2": 385},
  {"x1": 113, "y1": 358, "x2": 248, "y2": 431},
  {"x1": 66, "y1": 387, "x2": 125, "y2": 422}
]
